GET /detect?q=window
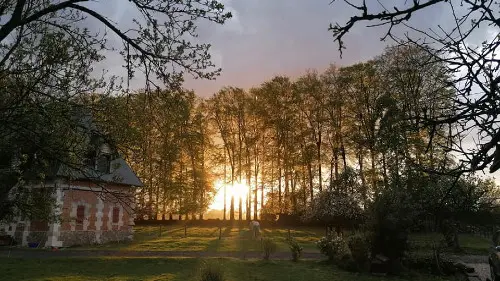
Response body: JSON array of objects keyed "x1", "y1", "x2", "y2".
[
  {"x1": 112, "y1": 207, "x2": 120, "y2": 223},
  {"x1": 76, "y1": 205, "x2": 85, "y2": 224},
  {"x1": 96, "y1": 154, "x2": 110, "y2": 174}
]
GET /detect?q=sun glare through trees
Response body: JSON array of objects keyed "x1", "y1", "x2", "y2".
[{"x1": 0, "y1": 0, "x2": 499, "y2": 280}]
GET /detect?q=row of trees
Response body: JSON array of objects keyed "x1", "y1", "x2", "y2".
[{"x1": 95, "y1": 43, "x2": 475, "y2": 222}]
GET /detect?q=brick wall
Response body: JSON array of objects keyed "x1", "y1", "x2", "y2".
[
  {"x1": 57, "y1": 181, "x2": 134, "y2": 246},
  {"x1": 1, "y1": 180, "x2": 136, "y2": 247}
]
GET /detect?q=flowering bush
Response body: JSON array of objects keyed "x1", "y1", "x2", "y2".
[
  {"x1": 316, "y1": 235, "x2": 351, "y2": 262},
  {"x1": 303, "y1": 190, "x2": 364, "y2": 234}
]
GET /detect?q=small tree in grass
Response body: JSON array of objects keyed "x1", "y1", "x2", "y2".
[{"x1": 262, "y1": 238, "x2": 277, "y2": 260}]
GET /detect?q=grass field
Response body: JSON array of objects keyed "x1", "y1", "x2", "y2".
[
  {"x1": 85, "y1": 225, "x2": 491, "y2": 255},
  {"x1": 89, "y1": 226, "x2": 325, "y2": 253},
  {"x1": 0, "y1": 257, "x2": 452, "y2": 281},
  {"x1": 408, "y1": 232, "x2": 491, "y2": 255}
]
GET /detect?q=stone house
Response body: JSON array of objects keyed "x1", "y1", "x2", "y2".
[{"x1": 1, "y1": 119, "x2": 143, "y2": 247}]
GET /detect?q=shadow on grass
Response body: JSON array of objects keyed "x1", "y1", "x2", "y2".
[
  {"x1": 1, "y1": 257, "x2": 202, "y2": 281},
  {"x1": 0, "y1": 257, "x2": 451, "y2": 281},
  {"x1": 204, "y1": 227, "x2": 233, "y2": 252}
]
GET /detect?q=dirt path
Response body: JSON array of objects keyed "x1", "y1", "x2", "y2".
[{"x1": 0, "y1": 248, "x2": 322, "y2": 260}]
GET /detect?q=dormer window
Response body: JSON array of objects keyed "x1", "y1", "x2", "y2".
[{"x1": 96, "y1": 154, "x2": 110, "y2": 174}]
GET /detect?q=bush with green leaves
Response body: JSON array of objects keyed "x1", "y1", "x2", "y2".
[
  {"x1": 262, "y1": 238, "x2": 277, "y2": 260},
  {"x1": 316, "y1": 235, "x2": 351, "y2": 262},
  {"x1": 199, "y1": 261, "x2": 225, "y2": 281},
  {"x1": 347, "y1": 233, "x2": 370, "y2": 271},
  {"x1": 287, "y1": 238, "x2": 303, "y2": 262}
]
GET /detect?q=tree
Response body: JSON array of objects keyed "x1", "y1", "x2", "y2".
[
  {"x1": 0, "y1": 0, "x2": 231, "y2": 222},
  {"x1": 294, "y1": 71, "x2": 327, "y2": 194},
  {"x1": 329, "y1": 0, "x2": 499, "y2": 174},
  {"x1": 208, "y1": 88, "x2": 241, "y2": 221}
]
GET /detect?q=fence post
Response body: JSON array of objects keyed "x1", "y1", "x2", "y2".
[
  {"x1": 288, "y1": 229, "x2": 291, "y2": 240},
  {"x1": 219, "y1": 226, "x2": 222, "y2": 240},
  {"x1": 184, "y1": 225, "x2": 187, "y2": 238}
]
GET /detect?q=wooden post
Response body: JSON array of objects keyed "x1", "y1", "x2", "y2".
[
  {"x1": 184, "y1": 225, "x2": 187, "y2": 238},
  {"x1": 219, "y1": 226, "x2": 222, "y2": 240},
  {"x1": 288, "y1": 229, "x2": 291, "y2": 240}
]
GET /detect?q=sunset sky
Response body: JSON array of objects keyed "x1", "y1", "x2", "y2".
[
  {"x1": 87, "y1": 0, "x2": 494, "y2": 98},
  {"x1": 87, "y1": 0, "x2": 498, "y2": 182},
  {"x1": 87, "y1": 0, "x2": 496, "y2": 98}
]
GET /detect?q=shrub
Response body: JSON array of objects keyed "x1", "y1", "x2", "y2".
[
  {"x1": 287, "y1": 238, "x2": 303, "y2": 262},
  {"x1": 347, "y1": 233, "x2": 370, "y2": 270},
  {"x1": 316, "y1": 235, "x2": 350, "y2": 262},
  {"x1": 199, "y1": 261, "x2": 225, "y2": 281},
  {"x1": 262, "y1": 238, "x2": 277, "y2": 260}
]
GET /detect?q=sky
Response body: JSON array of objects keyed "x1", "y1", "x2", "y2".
[
  {"x1": 85, "y1": 0, "x2": 495, "y2": 98},
  {"x1": 84, "y1": 0, "x2": 462, "y2": 97},
  {"x1": 82, "y1": 0, "x2": 498, "y2": 97},
  {"x1": 83, "y1": 0, "x2": 498, "y2": 180}
]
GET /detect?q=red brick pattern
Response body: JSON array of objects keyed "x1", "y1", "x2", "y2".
[{"x1": 60, "y1": 182, "x2": 133, "y2": 232}]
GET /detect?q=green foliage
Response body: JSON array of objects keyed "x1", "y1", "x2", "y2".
[
  {"x1": 262, "y1": 238, "x2": 277, "y2": 260},
  {"x1": 199, "y1": 261, "x2": 225, "y2": 281},
  {"x1": 347, "y1": 233, "x2": 370, "y2": 270},
  {"x1": 287, "y1": 237, "x2": 303, "y2": 262},
  {"x1": 303, "y1": 190, "x2": 364, "y2": 229},
  {"x1": 316, "y1": 235, "x2": 351, "y2": 262},
  {"x1": 368, "y1": 188, "x2": 414, "y2": 262}
]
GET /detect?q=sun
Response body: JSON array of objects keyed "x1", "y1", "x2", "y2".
[{"x1": 209, "y1": 180, "x2": 249, "y2": 210}]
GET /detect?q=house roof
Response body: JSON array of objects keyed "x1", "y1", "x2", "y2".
[
  {"x1": 55, "y1": 156, "x2": 144, "y2": 187},
  {"x1": 52, "y1": 110, "x2": 144, "y2": 187}
]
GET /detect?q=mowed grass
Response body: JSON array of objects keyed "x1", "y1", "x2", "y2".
[
  {"x1": 0, "y1": 257, "x2": 451, "y2": 281},
  {"x1": 409, "y1": 232, "x2": 491, "y2": 255},
  {"x1": 85, "y1": 225, "x2": 490, "y2": 256},
  {"x1": 91, "y1": 225, "x2": 325, "y2": 253}
]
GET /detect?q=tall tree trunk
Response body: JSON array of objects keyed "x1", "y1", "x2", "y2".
[
  {"x1": 329, "y1": 158, "x2": 334, "y2": 191},
  {"x1": 284, "y1": 166, "x2": 290, "y2": 213},
  {"x1": 253, "y1": 151, "x2": 259, "y2": 220},
  {"x1": 230, "y1": 164, "x2": 235, "y2": 221},
  {"x1": 246, "y1": 150, "x2": 251, "y2": 221},
  {"x1": 370, "y1": 149, "x2": 377, "y2": 197},
  {"x1": 307, "y1": 162, "x2": 314, "y2": 201},
  {"x1": 382, "y1": 152, "x2": 388, "y2": 189},
  {"x1": 317, "y1": 134, "x2": 322, "y2": 192},
  {"x1": 270, "y1": 155, "x2": 274, "y2": 211},
  {"x1": 239, "y1": 148, "x2": 243, "y2": 221},
  {"x1": 341, "y1": 143, "x2": 347, "y2": 172},
  {"x1": 334, "y1": 148, "x2": 339, "y2": 181},
  {"x1": 223, "y1": 150, "x2": 227, "y2": 220},
  {"x1": 358, "y1": 150, "x2": 366, "y2": 199},
  {"x1": 278, "y1": 158, "x2": 282, "y2": 213},
  {"x1": 302, "y1": 167, "x2": 307, "y2": 206},
  {"x1": 291, "y1": 170, "x2": 297, "y2": 213}
]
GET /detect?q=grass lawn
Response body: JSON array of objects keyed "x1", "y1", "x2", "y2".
[
  {"x1": 84, "y1": 225, "x2": 490, "y2": 256},
  {"x1": 0, "y1": 257, "x2": 451, "y2": 281},
  {"x1": 88, "y1": 226, "x2": 325, "y2": 253},
  {"x1": 409, "y1": 232, "x2": 491, "y2": 255}
]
